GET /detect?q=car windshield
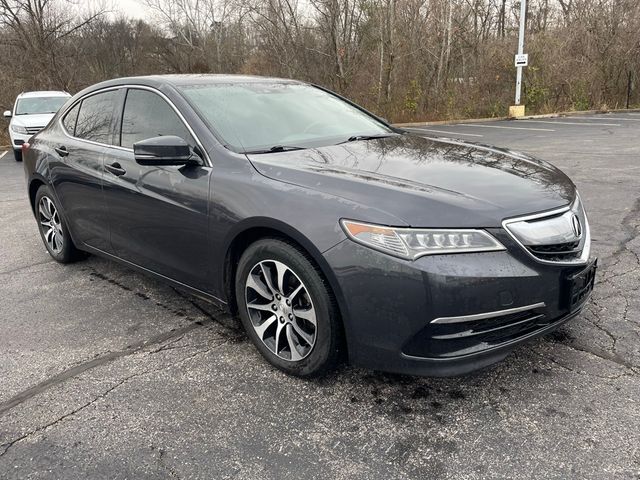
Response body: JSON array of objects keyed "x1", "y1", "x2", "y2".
[
  {"x1": 15, "y1": 96, "x2": 68, "y2": 115},
  {"x1": 179, "y1": 82, "x2": 393, "y2": 153}
]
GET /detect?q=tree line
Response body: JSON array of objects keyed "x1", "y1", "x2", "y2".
[{"x1": 1, "y1": 0, "x2": 638, "y2": 136}]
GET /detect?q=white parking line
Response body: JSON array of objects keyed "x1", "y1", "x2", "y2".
[
  {"x1": 519, "y1": 120, "x2": 621, "y2": 127},
  {"x1": 410, "y1": 128, "x2": 483, "y2": 137},
  {"x1": 459, "y1": 123, "x2": 555, "y2": 132},
  {"x1": 0, "y1": 151, "x2": 7, "y2": 160},
  {"x1": 574, "y1": 116, "x2": 640, "y2": 122}
]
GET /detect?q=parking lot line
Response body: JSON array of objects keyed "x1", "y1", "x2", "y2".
[
  {"x1": 0, "y1": 151, "x2": 7, "y2": 160},
  {"x1": 459, "y1": 123, "x2": 555, "y2": 132},
  {"x1": 410, "y1": 128, "x2": 483, "y2": 137},
  {"x1": 520, "y1": 120, "x2": 621, "y2": 127},
  {"x1": 574, "y1": 116, "x2": 640, "y2": 122}
]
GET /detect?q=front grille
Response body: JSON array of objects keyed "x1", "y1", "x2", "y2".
[
  {"x1": 403, "y1": 303, "x2": 551, "y2": 358},
  {"x1": 528, "y1": 241, "x2": 582, "y2": 261},
  {"x1": 529, "y1": 241, "x2": 580, "y2": 254},
  {"x1": 503, "y1": 196, "x2": 590, "y2": 264},
  {"x1": 25, "y1": 126, "x2": 43, "y2": 135}
]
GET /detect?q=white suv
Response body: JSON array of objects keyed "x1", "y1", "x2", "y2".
[{"x1": 4, "y1": 91, "x2": 71, "y2": 161}]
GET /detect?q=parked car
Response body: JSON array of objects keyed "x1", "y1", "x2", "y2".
[
  {"x1": 21, "y1": 75, "x2": 596, "y2": 377},
  {"x1": 4, "y1": 91, "x2": 71, "y2": 161}
]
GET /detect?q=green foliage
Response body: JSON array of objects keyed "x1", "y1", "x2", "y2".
[
  {"x1": 487, "y1": 100, "x2": 507, "y2": 118},
  {"x1": 570, "y1": 82, "x2": 591, "y2": 111},
  {"x1": 523, "y1": 66, "x2": 549, "y2": 111},
  {"x1": 524, "y1": 84, "x2": 549, "y2": 110},
  {"x1": 403, "y1": 80, "x2": 420, "y2": 115}
]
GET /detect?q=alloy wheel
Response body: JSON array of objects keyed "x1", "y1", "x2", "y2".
[
  {"x1": 244, "y1": 259, "x2": 317, "y2": 361},
  {"x1": 38, "y1": 196, "x2": 64, "y2": 254}
]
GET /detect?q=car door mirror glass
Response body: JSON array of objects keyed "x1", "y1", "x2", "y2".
[
  {"x1": 133, "y1": 135, "x2": 200, "y2": 166},
  {"x1": 3, "y1": 110, "x2": 12, "y2": 118}
]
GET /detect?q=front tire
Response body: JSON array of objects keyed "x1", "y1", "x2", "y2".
[
  {"x1": 235, "y1": 238, "x2": 342, "y2": 377},
  {"x1": 35, "y1": 185, "x2": 82, "y2": 263},
  {"x1": 13, "y1": 149, "x2": 22, "y2": 162}
]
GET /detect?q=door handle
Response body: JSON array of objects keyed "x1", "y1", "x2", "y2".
[
  {"x1": 55, "y1": 146, "x2": 69, "y2": 157},
  {"x1": 105, "y1": 162, "x2": 126, "y2": 176}
]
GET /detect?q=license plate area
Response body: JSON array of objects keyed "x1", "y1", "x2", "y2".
[{"x1": 564, "y1": 259, "x2": 597, "y2": 312}]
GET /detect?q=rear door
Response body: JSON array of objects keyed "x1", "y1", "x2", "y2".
[
  {"x1": 102, "y1": 87, "x2": 212, "y2": 291},
  {"x1": 49, "y1": 89, "x2": 123, "y2": 251}
]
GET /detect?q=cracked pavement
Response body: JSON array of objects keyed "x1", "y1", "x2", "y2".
[{"x1": 1, "y1": 113, "x2": 639, "y2": 479}]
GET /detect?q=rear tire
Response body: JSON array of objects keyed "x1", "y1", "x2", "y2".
[
  {"x1": 35, "y1": 185, "x2": 83, "y2": 263},
  {"x1": 13, "y1": 149, "x2": 22, "y2": 162},
  {"x1": 235, "y1": 238, "x2": 342, "y2": 377}
]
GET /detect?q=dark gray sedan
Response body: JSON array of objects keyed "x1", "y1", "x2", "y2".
[{"x1": 22, "y1": 75, "x2": 596, "y2": 377}]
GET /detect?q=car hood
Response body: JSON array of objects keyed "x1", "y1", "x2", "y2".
[
  {"x1": 11, "y1": 113, "x2": 55, "y2": 127},
  {"x1": 247, "y1": 134, "x2": 576, "y2": 228}
]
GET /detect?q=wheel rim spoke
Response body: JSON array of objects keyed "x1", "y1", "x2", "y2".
[
  {"x1": 290, "y1": 319, "x2": 314, "y2": 346},
  {"x1": 293, "y1": 307, "x2": 316, "y2": 326},
  {"x1": 254, "y1": 314, "x2": 277, "y2": 339},
  {"x1": 39, "y1": 196, "x2": 63, "y2": 253},
  {"x1": 247, "y1": 301, "x2": 274, "y2": 312},
  {"x1": 274, "y1": 320, "x2": 285, "y2": 354},
  {"x1": 54, "y1": 230, "x2": 63, "y2": 250},
  {"x1": 246, "y1": 273, "x2": 272, "y2": 301},
  {"x1": 39, "y1": 203, "x2": 51, "y2": 220},
  {"x1": 245, "y1": 258, "x2": 317, "y2": 362},
  {"x1": 274, "y1": 261, "x2": 288, "y2": 294},
  {"x1": 286, "y1": 324, "x2": 303, "y2": 361},
  {"x1": 259, "y1": 263, "x2": 278, "y2": 295},
  {"x1": 289, "y1": 283, "x2": 303, "y2": 301}
]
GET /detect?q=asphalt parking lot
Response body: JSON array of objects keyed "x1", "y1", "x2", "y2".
[{"x1": 1, "y1": 112, "x2": 639, "y2": 479}]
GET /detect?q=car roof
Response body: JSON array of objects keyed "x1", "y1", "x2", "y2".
[
  {"x1": 17, "y1": 91, "x2": 71, "y2": 99},
  {"x1": 82, "y1": 74, "x2": 304, "y2": 92}
]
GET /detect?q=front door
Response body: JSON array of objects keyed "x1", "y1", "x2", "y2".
[{"x1": 101, "y1": 88, "x2": 212, "y2": 291}]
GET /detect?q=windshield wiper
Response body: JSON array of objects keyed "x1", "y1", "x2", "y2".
[
  {"x1": 244, "y1": 145, "x2": 307, "y2": 154},
  {"x1": 339, "y1": 133, "x2": 399, "y2": 144}
]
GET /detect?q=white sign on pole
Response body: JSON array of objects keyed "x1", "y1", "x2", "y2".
[{"x1": 515, "y1": 54, "x2": 529, "y2": 67}]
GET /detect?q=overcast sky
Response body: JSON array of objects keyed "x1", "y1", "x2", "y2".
[{"x1": 108, "y1": 0, "x2": 151, "y2": 19}]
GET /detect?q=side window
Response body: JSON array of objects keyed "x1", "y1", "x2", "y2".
[
  {"x1": 120, "y1": 89, "x2": 194, "y2": 149},
  {"x1": 62, "y1": 103, "x2": 80, "y2": 135},
  {"x1": 75, "y1": 90, "x2": 119, "y2": 144}
]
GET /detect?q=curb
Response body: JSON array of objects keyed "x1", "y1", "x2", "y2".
[{"x1": 394, "y1": 107, "x2": 640, "y2": 127}]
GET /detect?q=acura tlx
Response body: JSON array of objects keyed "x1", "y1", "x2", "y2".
[{"x1": 22, "y1": 75, "x2": 596, "y2": 377}]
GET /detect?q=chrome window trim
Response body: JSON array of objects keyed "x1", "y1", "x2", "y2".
[
  {"x1": 431, "y1": 302, "x2": 546, "y2": 324},
  {"x1": 502, "y1": 195, "x2": 591, "y2": 266},
  {"x1": 57, "y1": 84, "x2": 211, "y2": 167}
]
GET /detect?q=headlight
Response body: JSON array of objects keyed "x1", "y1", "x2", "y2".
[
  {"x1": 11, "y1": 124, "x2": 28, "y2": 134},
  {"x1": 340, "y1": 220, "x2": 505, "y2": 260}
]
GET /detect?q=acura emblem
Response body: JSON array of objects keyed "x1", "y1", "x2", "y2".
[{"x1": 571, "y1": 214, "x2": 582, "y2": 238}]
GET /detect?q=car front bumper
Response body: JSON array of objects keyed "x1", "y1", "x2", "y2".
[
  {"x1": 323, "y1": 229, "x2": 595, "y2": 377},
  {"x1": 9, "y1": 130, "x2": 31, "y2": 150}
]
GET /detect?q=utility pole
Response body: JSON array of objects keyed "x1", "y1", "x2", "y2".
[
  {"x1": 509, "y1": 0, "x2": 528, "y2": 117},
  {"x1": 514, "y1": 0, "x2": 527, "y2": 105}
]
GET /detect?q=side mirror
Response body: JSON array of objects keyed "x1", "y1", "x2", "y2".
[
  {"x1": 133, "y1": 136, "x2": 201, "y2": 166},
  {"x1": 3, "y1": 110, "x2": 12, "y2": 118}
]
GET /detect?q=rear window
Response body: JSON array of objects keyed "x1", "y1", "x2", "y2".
[
  {"x1": 75, "y1": 90, "x2": 119, "y2": 144},
  {"x1": 62, "y1": 103, "x2": 80, "y2": 135}
]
